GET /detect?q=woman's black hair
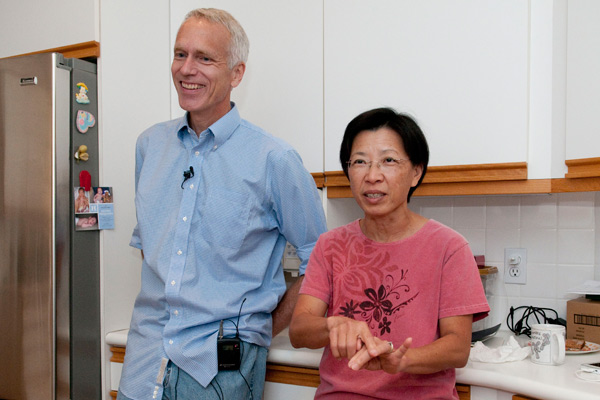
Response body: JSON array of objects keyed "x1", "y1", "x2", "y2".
[{"x1": 339, "y1": 107, "x2": 429, "y2": 202}]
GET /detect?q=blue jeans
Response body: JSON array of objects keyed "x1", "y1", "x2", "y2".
[{"x1": 117, "y1": 342, "x2": 267, "y2": 400}]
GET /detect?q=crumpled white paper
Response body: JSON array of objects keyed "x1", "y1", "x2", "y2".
[{"x1": 469, "y1": 335, "x2": 531, "y2": 363}]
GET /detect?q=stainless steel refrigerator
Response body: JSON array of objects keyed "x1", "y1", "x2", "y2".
[{"x1": 0, "y1": 53, "x2": 101, "y2": 399}]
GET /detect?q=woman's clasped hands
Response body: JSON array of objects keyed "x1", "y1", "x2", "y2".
[{"x1": 326, "y1": 316, "x2": 412, "y2": 374}]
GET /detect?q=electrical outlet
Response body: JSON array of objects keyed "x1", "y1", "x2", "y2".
[{"x1": 504, "y1": 248, "x2": 527, "y2": 284}]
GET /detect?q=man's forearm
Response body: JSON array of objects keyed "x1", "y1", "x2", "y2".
[{"x1": 271, "y1": 275, "x2": 304, "y2": 337}]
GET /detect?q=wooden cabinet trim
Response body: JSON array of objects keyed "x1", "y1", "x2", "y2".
[
  {"x1": 425, "y1": 162, "x2": 527, "y2": 183},
  {"x1": 324, "y1": 162, "x2": 527, "y2": 187},
  {"x1": 265, "y1": 363, "x2": 320, "y2": 388},
  {"x1": 3, "y1": 41, "x2": 100, "y2": 60},
  {"x1": 311, "y1": 172, "x2": 325, "y2": 188},
  {"x1": 456, "y1": 383, "x2": 471, "y2": 400},
  {"x1": 565, "y1": 157, "x2": 600, "y2": 179},
  {"x1": 110, "y1": 346, "x2": 126, "y2": 363},
  {"x1": 318, "y1": 161, "x2": 600, "y2": 197}
]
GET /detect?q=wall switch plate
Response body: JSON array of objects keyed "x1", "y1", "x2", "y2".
[{"x1": 504, "y1": 248, "x2": 527, "y2": 284}]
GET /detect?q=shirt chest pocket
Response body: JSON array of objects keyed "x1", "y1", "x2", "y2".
[{"x1": 199, "y1": 189, "x2": 251, "y2": 250}]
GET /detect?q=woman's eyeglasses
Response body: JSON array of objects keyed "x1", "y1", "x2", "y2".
[{"x1": 346, "y1": 157, "x2": 409, "y2": 173}]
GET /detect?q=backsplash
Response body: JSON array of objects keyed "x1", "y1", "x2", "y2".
[{"x1": 325, "y1": 191, "x2": 600, "y2": 330}]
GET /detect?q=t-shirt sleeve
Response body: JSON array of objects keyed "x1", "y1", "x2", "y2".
[
  {"x1": 438, "y1": 242, "x2": 490, "y2": 322},
  {"x1": 299, "y1": 235, "x2": 332, "y2": 306}
]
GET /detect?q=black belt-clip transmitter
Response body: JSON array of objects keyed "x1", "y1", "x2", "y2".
[
  {"x1": 217, "y1": 320, "x2": 241, "y2": 370},
  {"x1": 217, "y1": 298, "x2": 246, "y2": 371}
]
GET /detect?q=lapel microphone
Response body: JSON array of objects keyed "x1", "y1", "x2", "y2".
[{"x1": 181, "y1": 166, "x2": 194, "y2": 189}]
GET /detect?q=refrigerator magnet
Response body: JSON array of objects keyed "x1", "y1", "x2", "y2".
[
  {"x1": 75, "y1": 82, "x2": 90, "y2": 104},
  {"x1": 74, "y1": 144, "x2": 89, "y2": 162},
  {"x1": 76, "y1": 110, "x2": 95, "y2": 133}
]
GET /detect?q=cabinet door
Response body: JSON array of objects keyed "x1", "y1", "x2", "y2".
[
  {"x1": 170, "y1": 1, "x2": 324, "y2": 173},
  {"x1": 263, "y1": 382, "x2": 317, "y2": 400},
  {"x1": 565, "y1": 0, "x2": 600, "y2": 161},
  {"x1": 323, "y1": 0, "x2": 529, "y2": 171},
  {"x1": 0, "y1": 0, "x2": 97, "y2": 58}
]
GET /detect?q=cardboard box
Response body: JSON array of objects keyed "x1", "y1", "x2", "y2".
[{"x1": 567, "y1": 297, "x2": 600, "y2": 343}]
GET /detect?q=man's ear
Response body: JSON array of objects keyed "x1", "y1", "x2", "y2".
[{"x1": 231, "y1": 62, "x2": 246, "y2": 88}]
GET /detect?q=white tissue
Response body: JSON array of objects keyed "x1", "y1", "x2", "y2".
[{"x1": 469, "y1": 335, "x2": 531, "y2": 363}]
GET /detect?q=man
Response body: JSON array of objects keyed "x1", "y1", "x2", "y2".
[{"x1": 117, "y1": 8, "x2": 327, "y2": 400}]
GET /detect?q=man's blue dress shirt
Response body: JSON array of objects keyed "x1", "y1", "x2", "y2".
[{"x1": 119, "y1": 104, "x2": 327, "y2": 399}]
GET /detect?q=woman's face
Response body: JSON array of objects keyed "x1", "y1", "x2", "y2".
[{"x1": 348, "y1": 127, "x2": 422, "y2": 220}]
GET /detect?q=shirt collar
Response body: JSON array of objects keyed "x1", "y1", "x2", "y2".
[{"x1": 176, "y1": 102, "x2": 241, "y2": 148}]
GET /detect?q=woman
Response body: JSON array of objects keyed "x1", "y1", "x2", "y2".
[{"x1": 289, "y1": 108, "x2": 489, "y2": 399}]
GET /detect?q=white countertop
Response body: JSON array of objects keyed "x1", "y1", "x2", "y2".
[
  {"x1": 456, "y1": 331, "x2": 600, "y2": 400},
  {"x1": 267, "y1": 329, "x2": 600, "y2": 400},
  {"x1": 106, "y1": 329, "x2": 600, "y2": 399}
]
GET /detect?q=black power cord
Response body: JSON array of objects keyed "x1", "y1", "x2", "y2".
[{"x1": 506, "y1": 305, "x2": 566, "y2": 337}]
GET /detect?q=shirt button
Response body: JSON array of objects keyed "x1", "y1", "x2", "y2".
[
  {"x1": 213, "y1": 145, "x2": 218, "y2": 150},
  {"x1": 171, "y1": 280, "x2": 176, "y2": 286},
  {"x1": 174, "y1": 310, "x2": 179, "y2": 316},
  {"x1": 183, "y1": 216, "x2": 187, "y2": 222},
  {"x1": 190, "y1": 184, "x2": 194, "y2": 189},
  {"x1": 169, "y1": 339, "x2": 173, "y2": 345},
  {"x1": 195, "y1": 151, "x2": 200, "y2": 156},
  {"x1": 177, "y1": 250, "x2": 182, "y2": 255}
]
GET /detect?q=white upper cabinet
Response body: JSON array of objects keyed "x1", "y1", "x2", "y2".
[
  {"x1": 565, "y1": 0, "x2": 600, "y2": 161},
  {"x1": 323, "y1": 0, "x2": 530, "y2": 171},
  {"x1": 170, "y1": 1, "x2": 324, "y2": 173},
  {"x1": 0, "y1": 0, "x2": 97, "y2": 58}
]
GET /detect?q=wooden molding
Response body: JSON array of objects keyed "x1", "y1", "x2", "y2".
[
  {"x1": 110, "y1": 346, "x2": 125, "y2": 363},
  {"x1": 323, "y1": 170, "x2": 349, "y2": 187},
  {"x1": 324, "y1": 177, "x2": 600, "y2": 198},
  {"x1": 318, "y1": 162, "x2": 600, "y2": 198},
  {"x1": 456, "y1": 383, "x2": 471, "y2": 400},
  {"x1": 311, "y1": 172, "x2": 325, "y2": 188},
  {"x1": 565, "y1": 157, "x2": 600, "y2": 179},
  {"x1": 425, "y1": 162, "x2": 527, "y2": 183},
  {"x1": 324, "y1": 162, "x2": 527, "y2": 188},
  {"x1": 265, "y1": 363, "x2": 320, "y2": 388},
  {"x1": 3, "y1": 41, "x2": 100, "y2": 60},
  {"x1": 551, "y1": 176, "x2": 600, "y2": 192}
]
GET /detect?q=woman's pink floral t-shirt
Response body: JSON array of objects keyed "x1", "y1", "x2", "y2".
[{"x1": 300, "y1": 219, "x2": 490, "y2": 400}]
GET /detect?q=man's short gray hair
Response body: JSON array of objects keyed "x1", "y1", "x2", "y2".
[{"x1": 183, "y1": 8, "x2": 249, "y2": 69}]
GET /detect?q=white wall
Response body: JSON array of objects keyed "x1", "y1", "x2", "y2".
[
  {"x1": 97, "y1": 1, "x2": 172, "y2": 397},
  {"x1": 0, "y1": 0, "x2": 98, "y2": 58},
  {"x1": 98, "y1": 0, "x2": 172, "y2": 338},
  {"x1": 169, "y1": 1, "x2": 324, "y2": 173}
]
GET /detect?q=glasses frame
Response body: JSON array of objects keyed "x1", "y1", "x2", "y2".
[{"x1": 346, "y1": 157, "x2": 409, "y2": 173}]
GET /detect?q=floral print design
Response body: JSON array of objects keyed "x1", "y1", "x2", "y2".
[
  {"x1": 339, "y1": 271, "x2": 419, "y2": 335},
  {"x1": 325, "y1": 224, "x2": 421, "y2": 336}
]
